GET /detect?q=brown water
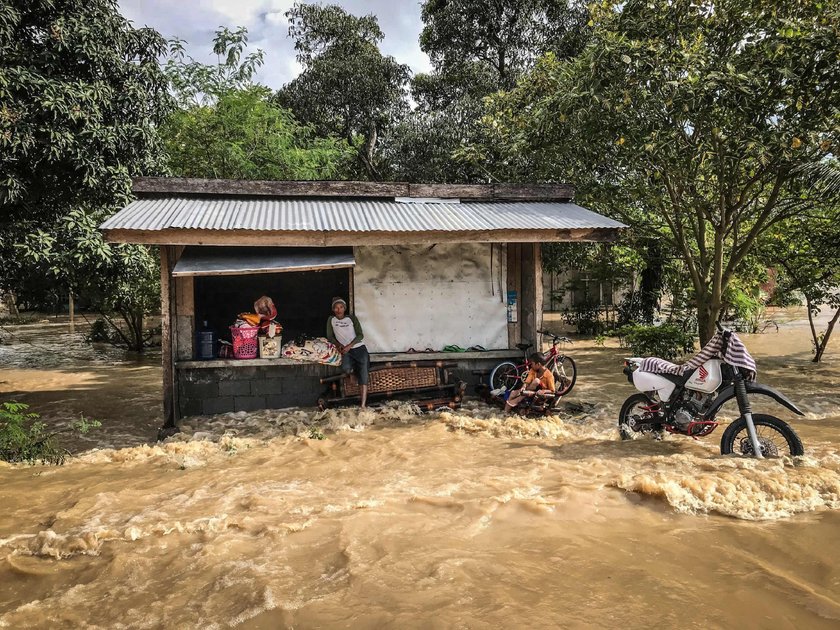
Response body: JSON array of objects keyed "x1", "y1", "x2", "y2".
[{"x1": 1, "y1": 310, "x2": 839, "y2": 628}]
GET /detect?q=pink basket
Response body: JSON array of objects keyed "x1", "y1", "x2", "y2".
[{"x1": 230, "y1": 325, "x2": 259, "y2": 359}]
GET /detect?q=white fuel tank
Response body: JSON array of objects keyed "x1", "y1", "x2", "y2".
[
  {"x1": 632, "y1": 371, "x2": 677, "y2": 402},
  {"x1": 684, "y1": 359, "x2": 723, "y2": 393}
]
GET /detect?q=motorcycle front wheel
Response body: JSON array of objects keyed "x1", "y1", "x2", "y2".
[
  {"x1": 720, "y1": 414, "x2": 804, "y2": 457},
  {"x1": 618, "y1": 392, "x2": 661, "y2": 440}
]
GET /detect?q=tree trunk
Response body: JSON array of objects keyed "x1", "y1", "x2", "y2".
[
  {"x1": 813, "y1": 306, "x2": 840, "y2": 363},
  {"x1": 696, "y1": 296, "x2": 721, "y2": 346}
]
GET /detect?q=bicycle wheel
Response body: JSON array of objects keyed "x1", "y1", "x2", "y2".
[
  {"x1": 489, "y1": 361, "x2": 521, "y2": 391},
  {"x1": 551, "y1": 356, "x2": 577, "y2": 396}
]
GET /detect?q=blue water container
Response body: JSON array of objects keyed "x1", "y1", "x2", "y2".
[{"x1": 195, "y1": 321, "x2": 216, "y2": 360}]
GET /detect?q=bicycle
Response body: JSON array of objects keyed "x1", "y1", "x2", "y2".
[{"x1": 489, "y1": 330, "x2": 577, "y2": 397}]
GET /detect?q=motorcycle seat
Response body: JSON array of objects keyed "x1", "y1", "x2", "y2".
[{"x1": 638, "y1": 357, "x2": 691, "y2": 385}]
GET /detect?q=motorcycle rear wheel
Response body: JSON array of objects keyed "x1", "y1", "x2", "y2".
[
  {"x1": 720, "y1": 414, "x2": 804, "y2": 457},
  {"x1": 618, "y1": 393, "x2": 661, "y2": 440}
]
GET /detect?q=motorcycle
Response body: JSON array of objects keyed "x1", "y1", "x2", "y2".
[{"x1": 619, "y1": 323, "x2": 804, "y2": 457}]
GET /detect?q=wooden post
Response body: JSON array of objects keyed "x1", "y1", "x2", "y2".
[
  {"x1": 160, "y1": 246, "x2": 176, "y2": 431},
  {"x1": 68, "y1": 291, "x2": 75, "y2": 332},
  {"x1": 520, "y1": 243, "x2": 542, "y2": 351},
  {"x1": 507, "y1": 244, "x2": 522, "y2": 348}
]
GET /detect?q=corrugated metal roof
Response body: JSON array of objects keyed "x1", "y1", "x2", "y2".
[{"x1": 100, "y1": 197, "x2": 626, "y2": 233}]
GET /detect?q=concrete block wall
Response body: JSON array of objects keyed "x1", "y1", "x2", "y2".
[
  {"x1": 177, "y1": 357, "x2": 508, "y2": 418},
  {"x1": 178, "y1": 363, "x2": 335, "y2": 417}
]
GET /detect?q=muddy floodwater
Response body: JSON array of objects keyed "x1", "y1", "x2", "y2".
[{"x1": 1, "y1": 310, "x2": 839, "y2": 628}]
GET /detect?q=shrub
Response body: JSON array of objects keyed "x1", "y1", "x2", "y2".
[
  {"x1": 0, "y1": 402, "x2": 100, "y2": 465},
  {"x1": 613, "y1": 324, "x2": 696, "y2": 360},
  {"x1": 561, "y1": 303, "x2": 606, "y2": 336}
]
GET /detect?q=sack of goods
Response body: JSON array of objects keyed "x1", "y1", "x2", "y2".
[{"x1": 281, "y1": 337, "x2": 341, "y2": 366}]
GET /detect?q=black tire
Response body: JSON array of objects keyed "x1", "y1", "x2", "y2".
[
  {"x1": 720, "y1": 414, "x2": 804, "y2": 457},
  {"x1": 489, "y1": 361, "x2": 521, "y2": 391},
  {"x1": 618, "y1": 392, "x2": 661, "y2": 440},
  {"x1": 552, "y1": 356, "x2": 577, "y2": 396}
]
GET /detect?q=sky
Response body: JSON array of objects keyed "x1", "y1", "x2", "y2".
[{"x1": 118, "y1": 0, "x2": 432, "y2": 89}]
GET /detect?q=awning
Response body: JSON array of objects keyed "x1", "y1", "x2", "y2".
[{"x1": 171, "y1": 247, "x2": 355, "y2": 277}]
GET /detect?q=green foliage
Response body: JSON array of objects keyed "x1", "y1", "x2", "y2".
[
  {"x1": 0, "y1": 0, "x2": 171, "y2": 337},
  {"x1": 722, "y1": 272, "x2": 768, "y2": 333},
  {"x1": 0, "y1": 401, "x2": 100, "y2": 465},
  {"x1": 759, "y1": 201, "x2": 840, "y2": 360},
  {"x1": 0, "y1": 0, "x2": 172, "y2": 215},
  {"x1": 420, "y1": 0, "x2": 589, "y2": 90},
  {"x1": 165, "y1": 26, "x2": 265, "y2": 107},
  {"x1": 308, "y1": 426, "x2": 326, "y2": 440},
  {"x1": 471, "y1": 0, "x2": 840, "y2": 342},
  {"x1": 161, "y1": 85, "x2": 353, "y2": 180},
  {"x1": 384, "y1": 0, "x2": 590, "y2": 183},
  {"x1": 614, "y1": 324, "x2": 696, "y2": 361},
  {"x1": 18, "y1": 208, "x2": 160, "y2": 351},
  {"x1": 561, "y1": 303, "x2": 606, "y2": 336},
  {"x1": 276, "y1": 4, "x2": 410, "y2": 180}
]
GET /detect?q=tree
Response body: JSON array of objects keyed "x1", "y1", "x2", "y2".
[
  {"x1": 18, "y1": 208, "x2": 160, "y2": 351},
  {"x1": 162, "y1": 29, "x2": 353, "y2": 180},
  {"x1": 419, "y1": 0, "x2": 589, "y2": 91},
  {"x1": 275, "y1": 3, "x2": 410, "y2": 180},
  {"x1": 472, "y1": 0, "x2": 840, "y2": 342},
  {"x1": 384, "y1": 0, "x2": 590, "y2": 183},
  {"x1": 162, "y1": 86, "x2": 353, "y2": 180},
  {"x1": 0, "y1": 0, "x2": 171, "y2": 218},
  {"x1": 761, "y1": 205, "x2": 840, "y2": 362},
  {"x1": 0, "y1": 0, "x2": 171, "y2": 318},
  {"x1": 164, "y1": 26, "x2": 265, "y2": 108}
]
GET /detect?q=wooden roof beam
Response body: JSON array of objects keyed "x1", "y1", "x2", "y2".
[{"x1": 131, "y1": 177, "x2": 575, "y2": 201}]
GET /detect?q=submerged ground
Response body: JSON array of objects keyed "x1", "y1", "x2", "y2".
[{"x1": 1, "y1": 310, "x2": 839, "y2": 628}]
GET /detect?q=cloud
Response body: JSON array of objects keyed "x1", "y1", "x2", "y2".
[{"x1": 118, "y1": 0, "x2": 431, "y2": 88}]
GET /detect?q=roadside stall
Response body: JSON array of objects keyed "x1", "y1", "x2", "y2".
[{"x1": 99, "y1": 178, "x2": 625, "y2": 427}]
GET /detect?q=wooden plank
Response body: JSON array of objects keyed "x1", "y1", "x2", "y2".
[
  {"x1": 492, "y1": 183, "x2": 574, "y2": 201},
  {"x1": 103, "y1": 227, "x2": 623, "y2": 247},
  {"x1": 133, "y1": 177, "x2": 410, "y2": 198},
  {"x1": 408, "y1": 183, "x2": 493, "y2": 199},
  {"x1": 132, "y1": 178, "x2": 575, "y2": 201}
]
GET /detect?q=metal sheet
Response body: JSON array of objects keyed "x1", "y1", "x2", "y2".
[
  {"x1": 172, "y1": 248, "x2": 355, "y2": 277},
  {"x1": 353, "y1": 244, "x2": 508, "y2": 353},
  {"x1": 100, "y1": 197, "x2": 626, "y2": 233}
]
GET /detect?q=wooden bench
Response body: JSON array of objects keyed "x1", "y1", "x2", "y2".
[{"x1": 318, "y1": 360, "x2": 467, "y2": 410}]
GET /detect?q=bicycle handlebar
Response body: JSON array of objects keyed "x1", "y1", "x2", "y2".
[{"x1": 537, "y1": 330, "x2": 573, "y2": 343}]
